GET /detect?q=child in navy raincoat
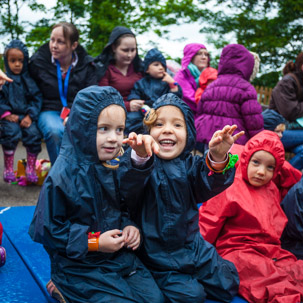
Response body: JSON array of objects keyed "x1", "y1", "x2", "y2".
[
  {"x1": 200, "y1": 130, "x2": 303, "y2": 303},
  {"x1": 29, "y1": 86, "x2": 164, "y2": 303},
  {"x1": 280, "y1": 175, "x2": 303, "y2": 260},
  {"x1": 0, "y1": 40, "x2": 42, "y2": 183},
  {"x1": 121, "y1": 93, "x2": 241, "y2": 303},
  {"x1": 126, "y1": 48, "x2": 182, "y2": 134}
]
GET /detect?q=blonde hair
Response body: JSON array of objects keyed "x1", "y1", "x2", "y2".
[{"x1": 143, "y1": 108, "x2": 159, "y2": 132}]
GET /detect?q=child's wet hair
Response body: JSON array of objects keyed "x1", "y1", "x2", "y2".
[{"x1": 143, "y1": 108, "x2": 158, "y2": 132}]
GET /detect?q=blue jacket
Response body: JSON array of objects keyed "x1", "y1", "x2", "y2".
[
  {"x1": 120, "y1": 94, "x2": 239, "y2": 302},
  {"x1": 281, "y1": 175, "x2": 303, "y2": 260},
  {"x1": 28, "y1": 87, "x2": 147, "y2": 302},
  {"x1": 127, "y1": 75, "x2": 182, "y2": 107},
  {"x1": 0, "y1": 40, "x2": 42, "y2": 121}
]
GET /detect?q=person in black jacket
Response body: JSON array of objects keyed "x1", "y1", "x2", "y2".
[
  {"x1": 0, "y1": 39, "x2": 42, "y2": 183},
  {"x1": 121, "y1": 94, "x2": 242, "y2": 303},
  {"x1": 29, "y1": 86, "x2": 165, "y2": 303},
  {"x1": 29, "y1": 22, "x2": 98, "y2": 164},
  {"x1": 280, "y1": 175, "x2": 303, "y2": 260}
]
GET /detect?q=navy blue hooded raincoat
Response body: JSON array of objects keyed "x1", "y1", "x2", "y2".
[
  {"x1": 120, "y1": 94, "x2": 239, "y2": 303},
  {"x1": 0, "y1": 40, "x2": 42, "y2": 153},
  {"x1": 29, "y1": 86, "x2": 164, "y2": 303},
  {"x1": 280, "y1": 175, "x2": 303, "y2": 260},
  {"x1": 127, "y1": 48, "x2": 182, "y2": 107}
]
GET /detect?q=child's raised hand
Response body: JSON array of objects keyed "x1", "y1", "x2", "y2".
[
  {"x1": 162, "y1": 72, "x2": 174, "y2": 84},
  {"x1": 123, "y1": 132, "x2": 160, "y2": 158},
  {"x1": 122, "y1": 225, "x2": 141, "y2": 250},
  {"x1": 98, "y1": 229, "x2": 125, "y2": 253},
  {"x1": 209, "y1": 125, "x2": 244, "y2": 161}
]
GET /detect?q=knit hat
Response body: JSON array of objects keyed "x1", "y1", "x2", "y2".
[
  {"x1": 262, "y1": 109, "x2": 286, "y2": 131},
  {"x1": 144, "y1": 48, "x2": 166, "y2": 73},
  {"x1": 249, "y1": 51, "x2": 260, "y2": 82}
]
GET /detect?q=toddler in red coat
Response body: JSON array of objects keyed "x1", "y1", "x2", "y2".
[{"x1": 199, "y1": 130, "x2": 303, "y2": 303}]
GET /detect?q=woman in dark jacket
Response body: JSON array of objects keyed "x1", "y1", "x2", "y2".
[
  {"x1": 270, "y1": 52, "x2": 303, "y2": 170},
  {"x1": 29, "y1": 22, "x2": 98, "y2": 164}
]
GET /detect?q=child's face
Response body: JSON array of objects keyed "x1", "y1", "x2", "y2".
[
  {"x1": 150, "y1": 105, "x2": 186, "y2": 160},
  {"x1": 146, "y1": 61, "x2": 165, "y2": 79},
  {"x1": 247, "y1": 150, "x2": 276, "y2": 187},
  {"x1": 96, "y1": 105, "x2": 125, "y2": 161},
  {"x1": 7, "y1": 48, "x2": 24, "y2": 74},
  {"x1": 274, "y1": 123, "x2": 286, "y2": 139}
]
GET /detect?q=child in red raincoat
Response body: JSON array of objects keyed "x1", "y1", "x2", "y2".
[
  {"x1": 199, "y1": 130, "x2": 303, "y2": 303},
  {"x1": 194, "y1": 67, "x2": 218, "y2": 104}
]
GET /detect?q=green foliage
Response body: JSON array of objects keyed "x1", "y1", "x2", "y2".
[{"x1": 197, "y1": 0, "x2": 303, "y2": 87}]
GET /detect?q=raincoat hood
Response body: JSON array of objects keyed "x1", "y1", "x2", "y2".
[
  {"x1": 241, "y1": 130, "x2": 285, "y2": 181},
  {"x1": 62, "y1": 85, "x2": 126, "y2": 163},
  {"x1": 144, "y1": 48, "x2": 166, "y2": 73},
  {"x1": 153, "y1": 93, "x2": 196, "y2": 155},
  {"x1": 262, "y1": 109, "x2": 286, "y2": 131},
  {"x1": 95, "y1": 26, "x2": 142, "y2": 74},
  {"x1": 181, "y1": 43, "x2": 209, "y2": 69},
  {"x1": 4, "y1": 39, "x2": 29, "y2": 76},
  {"x1": 218, "y1": 44, "x2": 254, "y2": 81},
  {"x1": 199, "y1": 67, "x2": 218, "y2": 89}
]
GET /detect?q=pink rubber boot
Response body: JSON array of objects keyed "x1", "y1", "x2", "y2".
[
  {"x1": 3, "y1": 149, "x2": 16, "y2": 183},
  {"x1": 0, "y1": 246, "x2": 6, "y2": 267},
  {"x1": 26, "y1": 152, "x2": 38, "y2": 183}
]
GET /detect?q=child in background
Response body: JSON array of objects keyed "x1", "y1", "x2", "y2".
[
  {"x1": 199, "y1": 130, "x2": 303, "y2": 303},
  {"x1": 0, "y1": 40, "x2": 42, "y2": 183},
  {"x1": 29, "y1": 86, "x2": 164, "y2": 303},
  {"x1": 127, "y1": 48, "x2": 182, "y2": 134},
  {"x1": 195, "y1": 44, "x2": 263, "y2": 149},
  {"x1": 280, "y1": 175, "x2": 303, "y2": 260},
  {"x1": 121, "y1": 93, "x2": 242, "y2": 303},
  {"x1": 194, "y1": 67, "x2": 218, "y2": 104}
]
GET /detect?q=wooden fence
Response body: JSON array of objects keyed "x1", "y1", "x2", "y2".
[{"x1": 254, "y1": 86, "x2": 272, "y2": 109}]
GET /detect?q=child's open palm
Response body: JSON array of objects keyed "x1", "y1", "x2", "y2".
[{"x1": 209, "y1": 125, "x2": 244, "y2": 161}]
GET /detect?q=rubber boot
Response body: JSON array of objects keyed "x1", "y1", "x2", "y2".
[
  {"x1": 0, "y1": 246, "x2": 6, "y2": 267},
  {"x1": 3, "y1": 149, "x2": 16, "y2": 183},
  {"x1": 26, "y1": 152, "x2": 38, "y2": 183}
]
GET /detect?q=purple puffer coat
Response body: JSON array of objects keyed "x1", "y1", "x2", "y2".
[
  {"x1": 195, "y1": 44, "x2": 263, "y2": 145},
  {"x1": 174, "y1": 43, "x2": 209, "y2": 115}
]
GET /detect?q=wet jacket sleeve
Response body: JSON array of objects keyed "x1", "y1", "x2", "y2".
[
  {"x1": 127, "y1": 80, "x2": 144, "y2": 101},
  {"x1": 280, "y1": 176, "x2": 303, "y2": 241},
  {"x1": 84, "y1": 62, "x2": 99, "y2": 87},
  {"x1": 199, "y1": 191, "x2": 236, "y2": 244},
  {"x1": 29, "y1": 175, "x2": 90, "y2": 259},
  {"x1": 118, "y1": 151, "x2": 154, "y2": 211},
  {"x1": 240, "y1": 85, "x2": 264, "y2": 138},
  {"x1": 0, "y1": 86, "x2": 12, "y2": 116},
  {"x1": 26, "y1": 80, "x2": 43, "y2": 121},
  {"x1": 271, "y1": 76, "x2": 303, "y2": 121},
  {"x1": 188, "y1": 155, "x2": 236, "y2": 203}
]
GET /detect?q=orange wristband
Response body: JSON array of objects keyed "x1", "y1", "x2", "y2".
[{"x1": 88, "y1": 238, "x2": 99, "y2": 251}]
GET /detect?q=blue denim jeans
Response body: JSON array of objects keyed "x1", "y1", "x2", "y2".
[
  {"x1": 281, "y1": 130, "x2": 303, "y2": 170},
  {"x1": 38, "y1": 111, "x2": 64, "y2": 165}
]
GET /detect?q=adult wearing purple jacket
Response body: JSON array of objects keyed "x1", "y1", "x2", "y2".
[
  {"x1": 195, "y1": 44, "x2": 263, "y2": 146},
  {"x1": 174, "y1": 43, "x2": 210, "y2": 115}
]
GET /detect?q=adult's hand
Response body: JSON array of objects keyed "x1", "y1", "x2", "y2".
[
  {"x1": 0, "y1": 69, "x2": 13, "y2": 88},
  {"x1": 130, "y1": 99, "x2": 145, "y2": 112}
]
